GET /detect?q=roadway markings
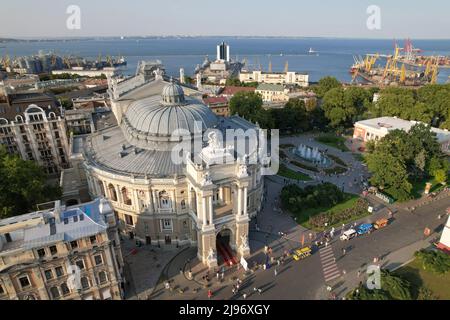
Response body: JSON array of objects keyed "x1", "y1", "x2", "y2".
[{"x1": 319, "y1": 246, "x2": 341, "y2": 283}]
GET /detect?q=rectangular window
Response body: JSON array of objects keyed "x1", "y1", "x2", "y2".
[
  {"x1": 90, "y1": 236, "x2": 97, "y2": 244},
  {"x1": 44, "y1": 269, "x2": 53, "y2": 281},
  {"x1": 79, "y1": 214, "x2": 84, "y2": 221},
  {"x1": 125, "y1": 214, "x2": 134, "y2": 226},
  {"x1": 73, "y1": 215, "x2": 78, "y2": 223},
  {"x1": 64, "y1": 218, "x2": 69, "y2": 225},
  {"x1": 37, "y1": 248, "x2": 46, "y2": 258},
  {"x1": 49, "y1": 245, "x2": 58, "y2": 255},
  {"x1": 19, "y1": 276, "x2": 30, "y2": 288},
  {"x1": 94, "y1": 255, "x2": 103, "y2": 266},
  {"x1": 5, "y1": 233, "x2": 12, "y2": 243},
  {"x1": 162, "y1": 219, "x2": 172, "y2": 230},
  {"x1": 75, "y1": 259, "x2": 85, "y2": 270},
  {"x1": 70, "y1": 241, "x2": 78, "y2": 250},
  {"x1": 55, "y1": 266, "x2": 64, "y2": 277}
]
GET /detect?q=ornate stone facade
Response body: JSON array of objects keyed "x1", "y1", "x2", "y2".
[{"x1": 82, "y1": 73, "x2": 264, "y2": 267}]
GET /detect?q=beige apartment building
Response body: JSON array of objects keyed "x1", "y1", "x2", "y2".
[
  {"x1": 256, "y1": 83, "x2": 290, "y2": 103},
  {"x1": 0, "y1": 93, "x2": 70, "y2": 175},
  {"x1": 0, "y1": 198, "x2": 124, "y2": 300}
]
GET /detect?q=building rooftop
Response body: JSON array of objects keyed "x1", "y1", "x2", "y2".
[
  {"x1": 221, "y1": 86, "x2": 256, "y2": 96},
  {"x1": 355, "y1": 117, "x2": 450, "y2": 143},
  {"x1": 0, "y1": 198, "x2": 112, "y2": 255},
  {"x1": 203, "y1": 96, "x2": 228, "y2": 105},
  {"x1": 256, "y1": 83, "x2": 285, "y2": 92}
]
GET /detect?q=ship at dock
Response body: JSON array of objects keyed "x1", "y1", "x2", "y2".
[{"x1": 350, "y1": 39, "x2": 441, "y2": 87}]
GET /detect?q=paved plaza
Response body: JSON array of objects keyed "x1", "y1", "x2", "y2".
[{"x1": 120, "y1": 134, "x2": 450, "y2": 300}]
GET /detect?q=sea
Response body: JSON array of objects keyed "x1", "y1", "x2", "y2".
[{"x1": 1, "y1": 37, "x2": 450, "y2": 83}]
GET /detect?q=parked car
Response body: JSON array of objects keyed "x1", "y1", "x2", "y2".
[
  {"x1": 340, "y1": 229, "x2": 358, "y2": 241},
  {"x1": 373, "y1": 218, "x2": 389, "y2": 230},
  {"x1": 293, "y1": 247, "x2": 312, "y2": 261},
  {"x1": 357, "y1": 223, "x2": 373, "y2": 235}
]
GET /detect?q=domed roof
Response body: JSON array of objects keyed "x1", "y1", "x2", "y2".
[
  {"x1": 161, "y1": 82, "x2": 186, "y2": 104},
  {"x1": 122, "y1": 82, "x2": 218, "y2": 149}
]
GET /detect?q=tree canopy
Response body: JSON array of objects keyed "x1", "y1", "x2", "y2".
[
  {"x1": 365, "y1": 123, "x2": 448, "y2": 201},
  {"x1": 313, "y1": 76, "x2": 342, "y2": 98},
  {"x1": 0, "y1": 146, "x2": 61, "y2": 218},
  {"x1": 368, "y1": 84, "x2": 450, "y2": 130}
]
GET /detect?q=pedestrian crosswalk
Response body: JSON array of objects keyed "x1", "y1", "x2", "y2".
[{"x1": 319, "y1": 246, "x2": 341, "y2": 283}]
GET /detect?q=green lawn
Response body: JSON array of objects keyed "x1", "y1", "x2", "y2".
[
  {"x1": 327, "y1": 154, "x2": 348, "y2": 167},
  {"x1": 290, "y1": 160, "x2": 320, "y2": 172},
  {"x1": 293, "y1": 195, "x2": 364, "y2": 230},
  {"x1": 316, "y1": 134, "x2": 350, "y2": 152},
  {"x1": 393, "y1": 259, "x2": 450, "y2": 300},
  {"x1": 277, "y1": 164, "x2": 312, "y2": 181},
  {"x1": 323, "y1": 166, "x2": 347, "y2": 175},
  {"x1": 410, "y1": 178, "x2": 446, "y2": 199}
]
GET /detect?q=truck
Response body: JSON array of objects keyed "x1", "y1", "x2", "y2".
[{"x1": 340, "y1": 229, "x2": 358, "y2": 241}]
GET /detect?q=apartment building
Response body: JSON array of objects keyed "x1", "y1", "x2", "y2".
[
  {"x1": 0, "y1": 198, "x2": 124, "y2": 300},
  {"x1": 0, "y1": 93, "x2": 70, "y2": 174}
]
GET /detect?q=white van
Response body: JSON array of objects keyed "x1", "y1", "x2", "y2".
[{"x1": 340, "y1": 229, "x2": 358, "y2": 241}]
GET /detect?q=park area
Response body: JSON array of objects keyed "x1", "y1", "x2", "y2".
[
  {"x1": 348, "y1": 250, "x2": 450, "y2": 300},
  {"x1": 281, "y1": 183, "x2": 369, "y2": 231},
  {"x1": 315, "y1": 134, "x2": 349, "y2": 152}
]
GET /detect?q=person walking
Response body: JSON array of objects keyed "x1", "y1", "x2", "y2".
[
  {"x1": 216, "y1": 271, "x2": 220, "y2": 280},
  {"x1": 274, "y1": 268, "x2": 278, "y2": 277},
  {"x1": 243, "y1": 293, "x2": 247, "y2": 299},
  {"x1": 342, "y1": 248, "x2": 346, "y2": 256},
  {"x1": 208, "y1": 290, "x2": 213, "y2": 300}
]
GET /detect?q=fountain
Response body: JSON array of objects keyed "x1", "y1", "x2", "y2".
[{"x1": 291, "y1": 144, "x2": 332, "y2": 167}]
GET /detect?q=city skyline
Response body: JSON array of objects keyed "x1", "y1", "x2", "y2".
[{"x1": 1, "y1": 0, "x2": 450, "y2": 39}]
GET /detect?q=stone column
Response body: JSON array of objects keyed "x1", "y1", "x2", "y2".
[
  {"x1": 171, "y1": 190, "x2": 176, "y2": 211},
  {"x1": 237, "y1": 187, "x2": 242, "y2": 216},
  {"x1": 208, "y1": 196, "x2": 213, "y2": 224},
  {"x1": 116, "y1": 185, "x2": 123, "y2": 203},
  {"x1": 202, "y1": 197, "x2": 207, "y2": 225},
  {"x1": 243, "y1": 187, "x2": 248, "y2": 216},
  {"x1": 152, "y1": 190, "x2": 158, "y2": 211}
]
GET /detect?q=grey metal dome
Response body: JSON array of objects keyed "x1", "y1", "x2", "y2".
[
  {"x1": 161, "y1": 82, "x2": 186, "y2": 104},
  {"x1": 121, "y1": 84, "x2": 218, "y2": 150}
]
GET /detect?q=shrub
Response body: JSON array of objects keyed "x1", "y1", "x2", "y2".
[{"x1": 414, "y1": 250, "x2": 450, "y2": 274}]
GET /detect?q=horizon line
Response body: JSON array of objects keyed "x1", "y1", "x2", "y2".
[{"x1": 2, "y1": 35, "x2": 450, "y2": 41}]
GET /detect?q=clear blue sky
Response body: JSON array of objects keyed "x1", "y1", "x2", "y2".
[{"x1": 1, "y1": 0, "x2": 449, "y2": 39}]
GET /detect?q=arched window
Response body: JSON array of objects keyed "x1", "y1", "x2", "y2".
[
  {"x1": 108, "y1": 184, "x2": 117, "y2": 202},
  {"x1": 98, "y1": 181, "x2": 105, "y2": 197},
  {"x1": 98, "y1": 271, "x2": 108, "y2": 284},
  {"x1": 159, "y1": 191, "x2": 170, "y2": 209},
  {"x1": 81, "y1": 277, "x2": 90, "y2": 290},
  {"x1": 121, "y1": 187, "x2": 132, "y2": 205},
  {"x1": 60, "y1": 283, "x2": 70, "y2": 296},
  {"x1": 50, "y1": 286, "x2": 60, "y2": 299},
  {"x1": 181, "y1": 199, "x2": 186, "y2": 209},
  {"x1": 15, "y1": 115, "x2": 24, "y2": 123}
]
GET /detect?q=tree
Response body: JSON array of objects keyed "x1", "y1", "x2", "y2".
[
  {"x1": 433, "y1": 169, "x2": 447, "y2": 185},
  {"x1": 229, "y1": 91, "x2": 263, "y2": 120},
  {"x1": 0, "y1": 146, "x2": 61, "y2": 218},
  {"x1": 348, "y1": 270, "x2": 412, "y2": 300},
  {"x1": 366, "y1": 123, "x2": 445, "y2": 200},
  {"x1": 313, "y1": 76, "x2": 341, "y2": 98},
  {"x1": 366, "y1": 149, "x2": 412, "y2": 201},
  {"x1": 322, "y1": 87, "x2": 371, "y2": 128}
]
